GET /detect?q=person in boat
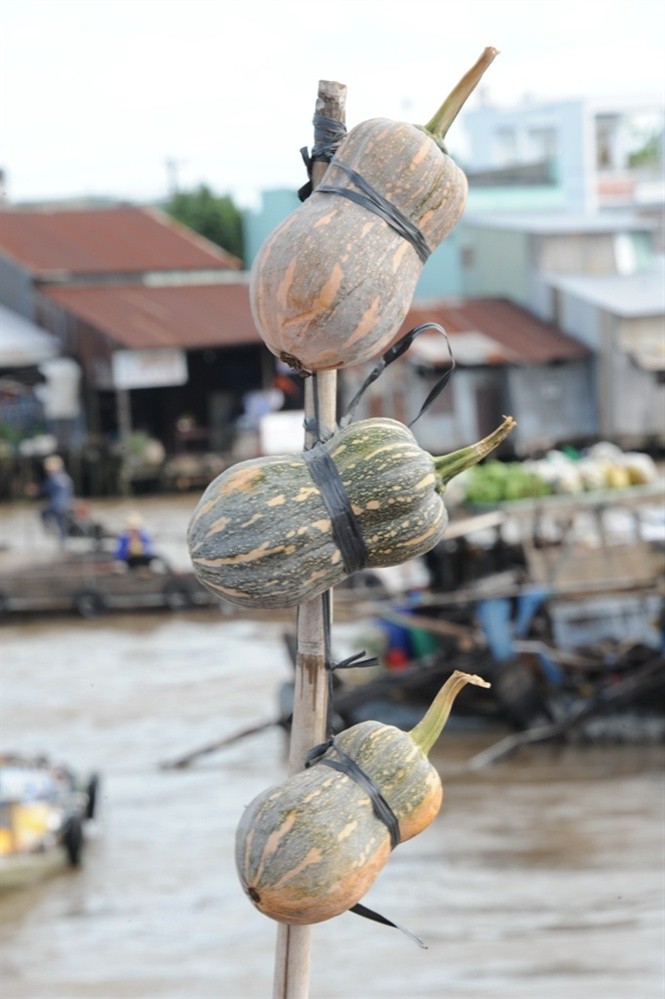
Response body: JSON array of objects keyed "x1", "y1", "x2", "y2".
[
  {"x1": 31, "y1": 454, "x2": 75, "y2": 545},
  {"x1": 114, "y1": 513, "x2": 155, "y2": 569}
]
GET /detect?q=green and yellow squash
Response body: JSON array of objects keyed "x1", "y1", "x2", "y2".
[
  {"x1": 187, "y1": 415, "x2": 514, "y2": 609},
  {"x1": 236, "y1": 670, "x2": 490, "y2": 924},
  {"x1": 250, "y1": 48, "x2": 498, "y2": 373}
]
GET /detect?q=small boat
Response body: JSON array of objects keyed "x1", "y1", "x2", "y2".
[
  {"x1": 0, "y1": 548, "x2": 215, "y2": 618},
  {"x1": 159, "y1": 485, "x2": 665, "y2": 771},
  {"x1": 291, "y1": 486, "x2": 665, "y2": 740},
  {"x1": 335, "y1": 486, "x2": 665, "y2": 742},
  {"x1": 0, "y1": 753, "x2": 99, "y2": 890}
]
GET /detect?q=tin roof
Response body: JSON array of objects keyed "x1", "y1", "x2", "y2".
[
  {"x1": 547, "y1": 259, "x2": 665, "y2": 317},
  {"x1": 43, "y1": 281, "x2": 260, "y2": 350},
  {"x1": 462, "y1": 211, "x2": 656, "y2": 235},
  {"x1": 0, "y1": 206, "x2": 241, "y2": 276},
  {"x1": 41, "y1": 283, "x2": 587, "y2": 363},
  {"x1": 401, "y1": 298, "x2": 589, "y2": 365}
]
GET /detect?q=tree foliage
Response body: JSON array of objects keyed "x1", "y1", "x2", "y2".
[
  {"x1": 165, "y1": 184, "x2": 244, "y2": 262},
  {"x1": 628, "y1": 132, "x2": 661, "y2": 169}
]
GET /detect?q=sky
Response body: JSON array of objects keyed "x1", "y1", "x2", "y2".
[{"x1": 2, "y1": 0, "x2": 664, "y2": 208}]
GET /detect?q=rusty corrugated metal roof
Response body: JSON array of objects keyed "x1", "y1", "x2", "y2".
[
  {"x1": 401, "y1": 298, "x2": 589, "y2": 364},
  {"x1": 43, "y1": 282, "x2": 260, "y2": 350},
  {"x1": 0, "y1": 205, "x2": 241, "y2": 276},
  {"x1": 41, "y1": 283, "x2": 588, "y2": 362}
]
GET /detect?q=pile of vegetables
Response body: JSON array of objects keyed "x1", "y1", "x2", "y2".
[
  {"x1": 459, "y1": 443, "x2": 659, "y2": 506},
  {"x1": 462, "y1": 460, "x2": 550, "y2": 506}
]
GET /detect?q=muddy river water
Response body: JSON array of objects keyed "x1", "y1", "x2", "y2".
[{"x1": 1, "y1": 497, "x2": 664, "y2": 999}]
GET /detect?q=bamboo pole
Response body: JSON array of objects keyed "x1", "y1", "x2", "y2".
[{"x1": 272, "y1": 79, "x2": 347, "y2": 999}]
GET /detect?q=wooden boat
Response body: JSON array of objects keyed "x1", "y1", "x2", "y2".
[
  {"x1": 0, "y1": 547, "x2": 216, "y2": 618},
  {"x1": 158, "y1": 483, "x2": 665, "y2": 771},
  {"x1": 336, "y1": 483, "x2": 665, "y2": 739},
  {"x1": 0, "y1": 754, "x2": 99, "y2": 890}
]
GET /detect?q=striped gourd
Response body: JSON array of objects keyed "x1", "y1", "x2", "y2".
[
  {"x1": 187, "y1": 415, "x2": 514, "y2": 610},
  {"x1": 250, "y1": 48, "x2": 497, "y2": 374},
  {"x1": 236, "y1": 670, "x2": 490, "y2": 924}
]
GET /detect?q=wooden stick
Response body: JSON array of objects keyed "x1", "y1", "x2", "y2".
[{"x1": 272, "y1": 79, "x2": 347, "y2": 999}]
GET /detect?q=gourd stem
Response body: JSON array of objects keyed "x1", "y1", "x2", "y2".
[
  {"x1": 432, "y1": 415, "x2": 516, "y2": 489},
  {"x1": 424, "y1": 46, "x2": 499, "y2": 140},
  {"x1": 410, "y1": 670, "x2": 491, "y2": 756}
]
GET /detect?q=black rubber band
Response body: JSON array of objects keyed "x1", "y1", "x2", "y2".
[
  {"x1": 299, "y1": 113, "x2": 348, "y2": 201},
  {"x1": 303, "y1": 416, "x2": 334, "y2": 442},
  {"x1": 305, "y1": 737, "x2": 425, "y2": 947},
  {"x1": 349, "y1": 902, "x2": 427, "y2": 949},
  {"x1": 340, "y1": 323, "x2": 455, "y2": 430},
  {"x1": 332, "y1": 650, "x2": 379, "y2": 671},
  {"x1": 311, "y1": 112, "x2": 347, "y2": 163},
  {"x1": 317, "y1": 160, "x2": 432, "y2": 264},
  {"x1": 305, "y1": 740, "x2": 401, "y2": 850},
  {"x1": 302, "y1": 443, "x2": 368, "y2": 575}
]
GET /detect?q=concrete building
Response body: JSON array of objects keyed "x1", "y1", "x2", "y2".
[
  {"x1": 456, "y1": 212, "x2": 665, "y2": 446},
  {"x1": 548, "y1": 265, "x2": 665, "y2": 445},
  {"x1": 462, "y1": 94, "x2": 664, "y2": 219}
]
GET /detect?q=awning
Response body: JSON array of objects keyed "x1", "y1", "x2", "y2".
[
  {"x1": 629, "y1": 347, "x2": 665, "y2": 373},
  {"x1": 407, "y1": 329, "x2": 509, "y2": 367},
  {"x1": 0, "y1": 304, "x2": 60, "y2": 368}
]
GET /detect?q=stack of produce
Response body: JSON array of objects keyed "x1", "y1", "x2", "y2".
[
  {"x1": 189, "y1": 48, "x2": 506, "y2": 614},
  {"x1": 187, "y1": 49, "x2": 503, "y2": 929}
]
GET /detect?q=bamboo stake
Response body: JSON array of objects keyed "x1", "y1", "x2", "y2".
[{"x1": 272, "y1": 79, "x2": 347, "y2": 999}]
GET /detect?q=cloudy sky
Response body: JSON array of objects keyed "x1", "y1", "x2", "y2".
[{"x1": 2, "y1": 0, "x2": 664, "y2": 207}]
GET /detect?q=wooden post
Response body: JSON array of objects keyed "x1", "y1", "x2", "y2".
[
  {"x1": 115, "y1": 387, "x2": 133, "y2": 497},
  {"x1": 272, "y1": 79, "x2": 347, "y2": 999}
]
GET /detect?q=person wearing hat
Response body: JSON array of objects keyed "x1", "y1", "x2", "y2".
[
  {"x1": 114, "y1": 513, "x2": 155, "y2": 569},
  {"x1": 35, "y1": 455, "x2": 75, "y2": 544}
]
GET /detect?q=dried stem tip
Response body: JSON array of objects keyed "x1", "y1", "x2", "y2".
[
  {"x1": 425, "y1": 47, "x2": 500, "y2": 141},
  {"x1": 410, "y1": 670, "x2": 491, "y2": 756},
  {"x1": 433, "y1": 415, "x2": 516, "y2": 490}
]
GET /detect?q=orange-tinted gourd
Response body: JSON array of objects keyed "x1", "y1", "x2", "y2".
[
  {"x1": 236, "y1": 671, "x2": 490, "y2": 924},
  {"x1": 250, "y1": 48, "x2": 498, "y2": 373}
]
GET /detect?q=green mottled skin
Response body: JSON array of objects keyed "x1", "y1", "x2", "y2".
[
  {"x1": 187, "y1": 418, "x2": 447, "y2": 610},
  {"x1": 235, "y1": 721, "x2": 441, "y2": 924}
]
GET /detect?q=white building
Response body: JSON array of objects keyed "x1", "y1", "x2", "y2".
[{"x1": 462, "y1": 94, "x2": 664, "y2": 222}]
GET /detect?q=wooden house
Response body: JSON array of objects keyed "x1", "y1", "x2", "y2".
[
  {"x1": 0, "y1": 206, "x2": 296, "y2": 475},
  {"x1": 343, "y1": 297, "x2": 594, "y2": 457}
]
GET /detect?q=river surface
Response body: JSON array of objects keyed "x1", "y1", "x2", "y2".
[{"x1": 1, "y1": 497, "x2": 664, "y2": 999}]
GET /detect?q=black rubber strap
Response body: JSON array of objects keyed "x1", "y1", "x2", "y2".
[
  {"x1": 332, "y1": 650, "x2": 379, "y2": 671},
  {"x1": 341, "y1": 322, "x2": 455, "y2": 429},
  {"x1": 349, "y1": 902, "x2": 427, "y2": 949},
  {"x1": 299, "y1": 113, "x2": 348, "y2": 201},
  {"x1": 306, "y1": 739, "x2": 401, "y2": 850},
  {"x1": 305, "y1": 736, "x2": 425, "y2": 948},
  {"x1": 302, "y1": 443, "x2": 368, "y2": 575},
  {"x1": 317, "y1": 159, "x2": 432, "y2": 264}
]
